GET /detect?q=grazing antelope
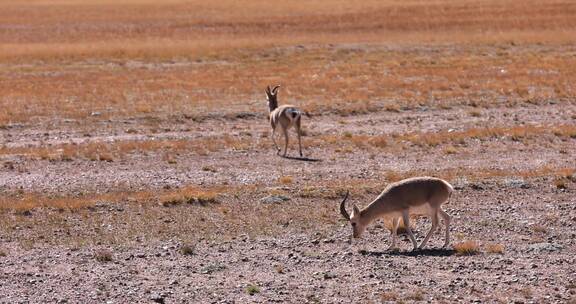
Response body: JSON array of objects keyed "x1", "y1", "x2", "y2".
[
  {"x1": 265, "y1": 85, "x2": 305, "y2": 157},
  {"x1": 339, "y1": 177, "x2": 453, "y2": 251}
]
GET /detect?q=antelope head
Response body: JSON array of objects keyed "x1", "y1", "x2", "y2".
[
  {"x1": 265, "y1": 85, "x2": 280, "y2": 112},
  {"x1": 340, "y1": 191, "x2": 366, "y2": 238}
]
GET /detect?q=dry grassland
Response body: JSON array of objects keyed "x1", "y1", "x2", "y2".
[
  {"x1": 1, "y1": 0, "x2": 576, "y2": 125},
  {"x1": 1, "y1": 164, "x2": 573, "y2": 214},
  {"x1": 1, "y1": 1, "x2": 575, "y2": 302},
  {"x1": 1, "y1": 123, "x2": 574, "y2": 161}
]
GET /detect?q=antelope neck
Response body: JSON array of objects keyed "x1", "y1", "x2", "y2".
[
  {"x1": 360, "y1": 197, "x2": 394, "y2": 224},
  {"x1": 268, "y1": 100, "x2": 278, "y2": 112}
]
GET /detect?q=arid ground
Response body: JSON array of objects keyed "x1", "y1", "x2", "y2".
[{"x1": 1, "y1": 0, "x2": 575, "y2": 303}]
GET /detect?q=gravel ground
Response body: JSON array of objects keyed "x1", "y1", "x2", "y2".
[{"x1": 1, "y1": 102, "x2": 575, "y2": 303}]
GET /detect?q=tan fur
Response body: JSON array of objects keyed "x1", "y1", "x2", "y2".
[
  {"x1": 265, "y1": 85, "x2": 304, "y2": 157},
  {"x1": 340, "y1": 176, "x2": 453, "y2": 250}
]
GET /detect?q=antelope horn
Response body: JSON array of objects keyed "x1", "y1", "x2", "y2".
[
  {"x1": 339, "y1": 191, "x2": 350, "y2": 220},
  {"x1": 265, "y1": 86, "x2": 271, "y2": 95},
  {"x1": 272, "y1": 85, "x2": 280, "y2": 94}
]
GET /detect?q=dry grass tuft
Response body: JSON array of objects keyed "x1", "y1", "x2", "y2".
[
  {"x1": 94, "y1": 250, "x2": 113, "y2": 262},
  {"x1": 380, "y1": 291, "x2": 399, "y2": 302},
  {"x1": 454, "y1": 241, "x2": 481, "y2": 256},
  {"x1": 444, "y1": 145, "x2": 458, "y2": 155},
  {"x1": 520, "y1": 287, "x2": 533, "y2": 299},
  {"x1": 469, "y1": 110, "x2": 482, "y2": 117},
  {"x1": 278, "y1": 175, "x2": 294, "y2": 185},
  {"x1": 246, "y1": 284, "x2": 260, "y2": 296},
  {"x1": 486, "y1": 243, "x2": 505, "y2": 254},
  {"x1": 406, "y1": 290, "x2": 425, "y2": 301},
  {"x1": 202, "y1": 166, "x2": 217, "y2": 173},
  {"x1": 180, "y1": 244, "x2": 196, "y2": 256},
  {"x1": 531, "y1": 224, "x2": 547, "y2": 234},
  {"x1": 159, "y1": 187, "x2": 220, "y2": 207},
  {"x1": 274, "y1": 264, "x2": 285, "y2": 274},
  {"x1": 554, "y1": 178, "x2": 569, "y2": 190}
]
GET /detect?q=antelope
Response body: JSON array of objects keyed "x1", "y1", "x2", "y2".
[
  {"x1": 339, "y1": 177, "x2": 453, "y2": 251},
  {"x1": 265, "y1": 85, "x2": 305, "y2": 157}
]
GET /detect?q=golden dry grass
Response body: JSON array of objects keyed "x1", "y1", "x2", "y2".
[
  {"x1": 1, "y1": 1, "x2": 576, "y2": 124},
  {"x1": 3, "y1": 123, "x2": 572, "y2": 161},
  {"x1": 2, "y1": 163, "x2": 570, "y2": 214},
  {"x1": 380, "y1": 291, "x2": 399, "y2": 302},
  {"x1": 0, "y1": 185, "x2": 224, "y2": 212},
  {"x1": 454, "y1": 240, "x2": 481, "y2": 255},
  {"x1": 486, "y1": 243, "x2": 505, "y2": 254},
  {"x1": 396, "y1": 124, "x2": 576, "y2": 148},
  {"x1": 1, "y1": 0, "x2": 575, "y2": 61},
  {"x1": 383, "y1": 166, "x2": 576, "y2": 184},
  {"x1": 0, "y1": 135, "x2": 250, "y2": 160},
  {"x1": 278, "y1": 176, "x2": 294, "y2": 185}
]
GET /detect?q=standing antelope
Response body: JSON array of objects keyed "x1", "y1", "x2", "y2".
[
  {"x1": 265, "y1": 85, "x2": 305, "y2": 157},
  {"x1": 339, "y1": 177, "x2": 453, "y2": 251}
]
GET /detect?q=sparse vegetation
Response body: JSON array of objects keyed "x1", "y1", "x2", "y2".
[
  {"x1": 246, "y1": 284, "x2": 260, "y2": 295},
  {"x1": 454, "y1": 241, "x2": 481, "y2": 255},
  {"x1": 444, "y1": 145, "x2": 458, "y2": 155},
  {"x1": 486, "y1": 243, "x2": 505, "y2": 254},
  {"x1": 554, "y1": 178, "x2": 569, "y2": 190},
  {"x1": 202, "y1": 166, "x2": 217, "y2": 173},
  {"x1": 180, "y1": 244, "x2": 196, "y2": 256},
  {"x1": 520, "y1": 287, "x2": 533, "y2": 299},
  {"x1": 380, "y1": 291, "x2": 399, "y2": 302},
  {"x1": 279, "y1": 176, "x2": 294, "y2": 185},
  {"x1": 469, "y1": 110, "x2": 482, "y2": 117},
  {"x1": 1, "y1": 0, "x2": 575, "y2": 125},
  {"x1": 406, "y1": 290, "x2": 425, "y2": 301},
  {"x1": 274, "y1": 264, "x2": 285, "y2": 274},
  {"x1": 94, "y1": 250, "x2": 113, "y2": 262},
  {"x1": 531, "y1": 224, "x2": 547, "y2": 234},
  {"x1": 1, "y1": 0, "x2": 576, "y2": 301},
  {"x1": 1, "y1": 124, "x2": 574, "y2": 160},
  {"x1": 159, "y1": 187, "x2": 220, "y2": 207}
]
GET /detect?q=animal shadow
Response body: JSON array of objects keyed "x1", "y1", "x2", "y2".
[
  {"x1": 281, "y1": 155, "x2": 322, "y2": 162},
  {"x1": 359, "y1": 248, "x2": 456, "y2": 257}
]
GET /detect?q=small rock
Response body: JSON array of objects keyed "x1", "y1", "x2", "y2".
[
  {"x1": 260, "y1": 195, "x2": 291, "y2": 204},
  {"x1": 323, "y1": 272, "x2": 337, "y2": 280},
  {"x1": 526, "y1": 242, "x2": 563, "y2": 252},
  {"x1": 469, "y1": 183, "x2": 484, "y2": 190},
  {"x1": 150, "y1": 294, "x2": 165, "y2": 304},
  {"x1": 504, "y1": 178, "x2": 530, "y2": 189}
]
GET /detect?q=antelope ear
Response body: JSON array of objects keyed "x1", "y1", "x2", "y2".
[{"x1": 352, "y1": 204, "x2": 360, "y2": 215}]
